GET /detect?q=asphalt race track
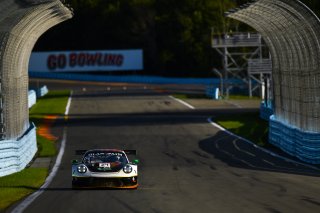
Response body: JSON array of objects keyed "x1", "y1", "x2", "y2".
[{"x1": 15, "y1": 80, "x2": 320, "y2": 212}]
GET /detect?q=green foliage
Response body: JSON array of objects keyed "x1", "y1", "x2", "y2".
[
  {"x1": 0, "y1": 168, "x2": 48, "y2": 210},
  {"x1": 30, "y1": 90, "x2": 70, "y2": 156},
  {"x1": 29, "y1": 90, "x2": 70, "y2": 120},
  {"x1": 34, "y1": 0, "x2": 320, "y2": 77},
  {"x1": 215, "y1": 112, "x2": 269, "y2": 147},
  {"x1": 37, "y1": 135, "x2": 57, "y2": 157},
  {"x1": 34, "y1": 0, "x2": 238, "y2": 76},
  {"x1": 0, "y1": 90, "x2": 70, "y2": 210}
]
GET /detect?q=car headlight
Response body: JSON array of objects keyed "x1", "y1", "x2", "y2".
[
  {"x1": 123, "y1": 165, "x2": 132, "y2": 173},
  {"x1": 77, "y1": 165, "x2": 87, "y2": 173}
]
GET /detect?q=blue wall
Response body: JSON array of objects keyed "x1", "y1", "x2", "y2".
[
  {"x1": 29, "y1": 72, "x2": 243, "y2": 85},
  {"x1": 269, "y1": 115, "x2": 320, "y2": 164},
  {"x1": 260, "y1": 101, "x2": 273, "y2": 121}
]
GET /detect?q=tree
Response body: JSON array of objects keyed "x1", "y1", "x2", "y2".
[{"x1": 34, "y1": 0, "x2": 320, "y2": 77}]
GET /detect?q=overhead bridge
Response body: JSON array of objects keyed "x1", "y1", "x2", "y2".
[
  {"x1": 0, "y1": 0, "x2": 72, "y2": 176},
  {"x1": 226, "y1": 0, "x2": 320, "y2": 164}
]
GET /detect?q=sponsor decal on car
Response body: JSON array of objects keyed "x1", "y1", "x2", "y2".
[{"x1": 99, "y1": 163, "x2": 111, "y2": 168}]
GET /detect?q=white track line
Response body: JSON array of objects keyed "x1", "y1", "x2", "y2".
[
  {"x1": 207, "y1": 117, "x2": 320, "y2": 171},
  {"x1": 169, "y1": 96, "x2": 195, "y2": 109},
  {"x1": 65, "y1": 91, "x2": 73, "y2": 115},
  {"x1": 12, "y1": 91, "x2": 73, "y2": 213},
  {"x1": 233, "y1": 139, "x2": 256, "y2": 157},
  {"x1": 225, "y1": 100, "x2": 242, "y2": 108}
]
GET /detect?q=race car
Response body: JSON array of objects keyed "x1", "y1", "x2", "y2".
[{"x1": 72, "y1": 149, "x2": 139, "y2": 189}]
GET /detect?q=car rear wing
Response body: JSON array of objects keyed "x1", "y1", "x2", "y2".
[
  {"x1": 75, "y1": 150, "x2": 87, "y2": 155},
  {"x1": 75, "y1": 150, "x2": 137, "y2": 155},
  {"x1": 124, "y1": 150, "x2": 137, "y2": 155}
]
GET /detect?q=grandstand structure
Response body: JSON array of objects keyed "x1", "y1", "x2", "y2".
[
  {"x1": 0, "y1": 0, "x2": 72, "y2": 176},
  {"x1": 226, "y1": 0, "x2": 320, "y2": 164},
  {"x1": 212, "y1": 32, "x2": 272, "y2": 98}
]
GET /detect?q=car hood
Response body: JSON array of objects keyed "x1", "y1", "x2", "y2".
[{"x1": 85, "y1": 162, "x2": 124, "y2": 173}]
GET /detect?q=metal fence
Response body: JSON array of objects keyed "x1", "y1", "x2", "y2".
[
  {"x1": 0, "y1": 0, "x2": 72, "y2": 176},
  {"x1": 226, "y1": 0, "x2": 320, "y2": 163},
  {"x1": 0, "y1": 0, "x2": 72, "y2": 140}
]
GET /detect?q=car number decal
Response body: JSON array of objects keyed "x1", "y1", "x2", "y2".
[{"x1": 99, "y1": 163, "x2": 111, "y2": 168}]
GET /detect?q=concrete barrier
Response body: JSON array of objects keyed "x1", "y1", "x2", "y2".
[
  {"x1": 0, "y1": 123, "x2": 37, "y2": 177},
  {"x1": 39, "y1": 85, "x2": 49, "y2": 97},
  {"x1": 269, "y1": 115, "x2": 320, "y2": 164},
  {"x1": 28, "y1": 90, "x2": 37, "y2": 108}
]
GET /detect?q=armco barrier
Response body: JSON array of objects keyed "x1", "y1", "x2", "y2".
[
  {"x1": 269, "y1": 115, "x2": 320, "y2": 164},
  {"x1": 0, "y1": 123, "x2": 37, "y2": 177},
  {"x1": 28, "y1": 90, "x2": 37, "y2": 108},
  {"x1": 29, "y1": 72, "x2": 244, "y2": 85}
]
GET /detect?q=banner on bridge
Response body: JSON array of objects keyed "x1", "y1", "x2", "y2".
[{"x1": 29, "y1": 49, "x2": 143, "y2": 72}]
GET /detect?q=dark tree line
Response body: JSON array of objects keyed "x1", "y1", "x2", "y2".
[{"x1": 33, "y1": 0, "x2": 320, "y2": 77}]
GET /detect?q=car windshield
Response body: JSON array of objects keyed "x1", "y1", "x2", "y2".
[{"x1": 83, "y1": 151, "x2": 128, "y2": 164}]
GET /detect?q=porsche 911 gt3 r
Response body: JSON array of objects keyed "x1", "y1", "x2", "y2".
[{"x1": 72, "y1": 149, "x2": 139, "y2": 189}]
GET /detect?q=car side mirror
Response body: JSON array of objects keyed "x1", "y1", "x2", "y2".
[
  {"x1": 72, "y1": 159, "x2": 79, "y2": 164},
  {"x1": 132, "y1": 159, "x2": 139, "y2": 165}
]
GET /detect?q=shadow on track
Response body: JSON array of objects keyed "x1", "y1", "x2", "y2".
[{"x1": 199, "y1": 131, "x2": 320, "y2": 177}]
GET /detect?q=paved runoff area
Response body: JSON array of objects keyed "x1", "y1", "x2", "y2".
[{"x1": 11, "y1": 79, "x2": 320, "y2": 213}]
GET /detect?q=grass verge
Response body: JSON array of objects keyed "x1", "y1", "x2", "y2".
[
  {"x1": 30, "y1": 90, "x2": 70, "y2": 157},
  {"x1": 37, "y1": 135, "x2": 57, "y2": 157},
  {"x1": 214, "y1": 112, "x2": 269, "y2": 147},
  {"x1": 30, "y1": 90, "x2": 70, "y2": 122},
  {"x1": 0, "y1": 168, "x2": 48, "y2": 210},
  {"x1": 0, "y1": 90, "x2": 70, "y2": 211}
]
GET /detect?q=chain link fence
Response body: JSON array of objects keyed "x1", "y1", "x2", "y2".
[
  {"x1": 226, "y1": 0, "x2": 320, "y2": 163},
  {"x1": 0, "y1": 0, "x2": 72, "y2": 176}
]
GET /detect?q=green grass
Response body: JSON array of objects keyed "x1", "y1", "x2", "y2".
[
  {"x1": 0, "y1": 90, "x2": 70, "y2": 211},
  {"x1": 214, "y1": 112, "x2": 269, "y2": 147},
  {"x1": 37, "y1": 135, "x2": 57, "y2": 157},
  {"x1": 30, "y1": 90, "x2": 70, "y2": 157},
  {"x1": 30, "y1": 90, "x2": 70, "y2": 121},
  {"x1": 0, "y1": 168, "x2": 48, "y2": 210}
]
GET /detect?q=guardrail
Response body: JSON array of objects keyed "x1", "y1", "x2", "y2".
[{"x1": 0, "y1": 123, "x2": 37, "y2": 177}]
